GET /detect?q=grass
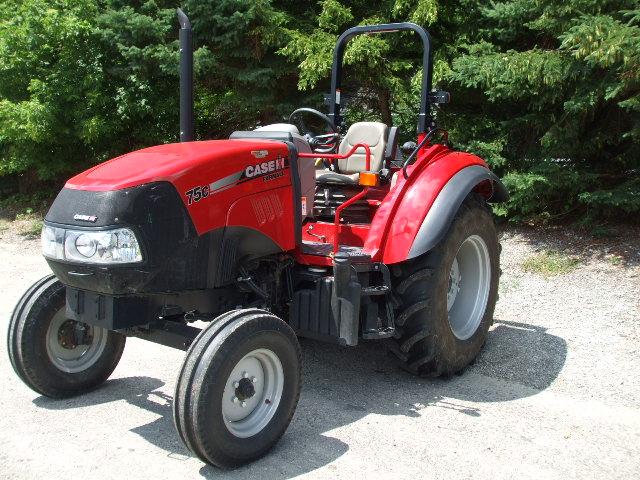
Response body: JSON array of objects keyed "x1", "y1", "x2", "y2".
[
  {"x1": 522, "y1": 249, "x2": 582, "y2": 277},
  {"x1": 19, "y1": 220, "x2": 43, "y2": 237}
]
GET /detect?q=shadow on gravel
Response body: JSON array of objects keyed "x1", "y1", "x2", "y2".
[
  {"x1": 33, "y1": 376, "x2": 190, "y2": 456},
  {"x1": 30, "y1": 319, "x2": 567, "y2": 479},
  {"x1": 472, "y1": 319, "x2": 568, "y2": 394}
]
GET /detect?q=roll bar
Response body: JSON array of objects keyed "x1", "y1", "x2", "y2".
[
  {"x1": 178, "y1": 8, "x2": 194, "y2": 142},
  {"x1": 328, "y1": 23, "x2": 434, "y2": 134}
]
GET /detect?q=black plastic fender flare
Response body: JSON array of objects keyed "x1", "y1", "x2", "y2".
[{"x1": 407, "y1": 165, "x2": 509, "y2": 259}]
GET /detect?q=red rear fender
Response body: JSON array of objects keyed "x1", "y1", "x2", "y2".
[{"x1": 363, "y1": 147, "x2": 507, "y2": 264}]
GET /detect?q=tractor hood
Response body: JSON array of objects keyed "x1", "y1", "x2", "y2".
[
  {"x1": 61, "y1": 139, "x2": 294, "y2": 237},
  {"x1": 66, "y1": 139, "x2": 289, "y2": 192}
]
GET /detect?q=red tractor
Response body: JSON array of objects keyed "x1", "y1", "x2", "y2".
[{"x1": 8, "y1": 11, "x2": 508, "y2": 469}]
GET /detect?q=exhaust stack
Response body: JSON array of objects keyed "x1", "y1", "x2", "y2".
[{"x1": 177, "y1": 8, "x2": 194, "y2": 142}]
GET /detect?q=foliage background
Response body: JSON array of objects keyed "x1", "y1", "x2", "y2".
[{"x1": 0, "y1": 0, "x2": 638, "y2": 224}]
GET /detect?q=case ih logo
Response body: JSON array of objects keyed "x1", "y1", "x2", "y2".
[
  {"x1": 184, "y1": 154, "x2": 289, "y2": 206},
  {"x1": 73, "y1": 214, "x2": 97, "y2": 223},
  {"x1": 243, "y1": 155, "x2": 287, "y2": 180}
]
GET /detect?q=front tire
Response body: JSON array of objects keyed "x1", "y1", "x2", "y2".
[
  {"x1": 7, "y1": 275, "x2": 126, "y2": 398},
  {"x1": 388, "y1": 194, "x2": 500, "y2": 376},
  {"x1": 174, "y1": 309, "x2": 302, "y2": 468}
]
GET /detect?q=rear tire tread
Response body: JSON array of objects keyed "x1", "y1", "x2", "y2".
[
  {"x1": 388, "y1": 194, "x2": 500, "y2": 377},
  {"x1": 395, "y1": 300, "x2": 431, "y2": 327}
]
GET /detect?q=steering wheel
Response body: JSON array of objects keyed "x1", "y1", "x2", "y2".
[{"x1": 288, "y1": 108, "x2": 340, "y2": 154}]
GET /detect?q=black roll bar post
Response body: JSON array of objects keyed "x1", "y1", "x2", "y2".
[
  {"x1": 328, "y1": 23, "x2": 434, "y2": 135},
  {"x1": 177, "y1": 8, "x2": 194, "y2": 142}
]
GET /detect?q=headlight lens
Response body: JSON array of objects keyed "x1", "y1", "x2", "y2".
[{"x1": 42, "y1": 225, "x2": 143, "y2": 264}]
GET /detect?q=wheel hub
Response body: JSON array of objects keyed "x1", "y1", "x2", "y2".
[
  {"x1": 46, "y1": 308, "x2": 108, "y2": 373},
  {"x1": 447, "y1": 235, "x2": 491, "y2": 341},
  {"x1": 235, "y1": 377, "x2": 256, "y2": 401},
  {"x1": 57, "y1": 320, "x2": 92, "y2": 349},
  {"x1": 222, "y1": 348, "x2": 284, "y2": 438},
  {"x1": 447, "y1": 258, "x2": 461, "y2": 311}
]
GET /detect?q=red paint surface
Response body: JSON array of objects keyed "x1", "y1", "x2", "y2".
[
  {"x1": 226, "y1": 186, "x2": 296, "y2": 251},
  {"x1": 363, "y1": 145, "x2": 488, "y2": 263},
  {"x1": 301, "y1": 222, "x2": 370, "y2": 247},
  {"x1": 65, "y1": 140, "x2": 293, "y2": 236}
]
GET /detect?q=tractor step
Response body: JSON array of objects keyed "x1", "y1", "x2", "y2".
[
  {"x1": 301, "y1": 241, "x2": 371, "y2": 261},
  {"x1": 362, "y1": 326, "x2": 395, "y2": 340}
]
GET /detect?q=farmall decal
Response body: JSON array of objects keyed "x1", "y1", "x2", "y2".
[{"x1": 184, "y1": 154, "x2": 289, "y2": 206}]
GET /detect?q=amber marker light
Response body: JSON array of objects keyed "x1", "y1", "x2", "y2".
[{"x1": 359, "y1": 171, "x2": 379, "y2": 187}]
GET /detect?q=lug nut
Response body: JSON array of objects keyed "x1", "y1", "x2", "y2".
[
  {"x1": 242, "y1": 372, "x2": 249, "y2": 378},
  {"x1": 232, "y1": 396, "x2": 239, "y2": 403},
  {"x1": 241, "y1": 401, "x2": 247, "y2": 408},
  {"x1": 233, "y1": 381, "x2": 240, "y2": 388},
  {"x1": 251, "y1": 377, "x2": 257, "y2": 384}
]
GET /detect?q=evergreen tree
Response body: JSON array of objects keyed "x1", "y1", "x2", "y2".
[
  {"x1": 0, "y1": 0, "x2": 637, "y2": 222},
  {"x1": 446, "y1": 0, "x2": 640, "y2": 221}
]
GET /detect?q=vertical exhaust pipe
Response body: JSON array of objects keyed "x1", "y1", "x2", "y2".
[{"x1": 177, "y1": 8, "x2": 194, "y2": 142}]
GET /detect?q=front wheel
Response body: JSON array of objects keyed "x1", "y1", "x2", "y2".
[
  {"x1": 388, "y1": 194, "x2": 500, "y2": 376},
  {"x1": 7, "y1": 275, "x2": 126, "y2": 398},
  {"x1": 174, "y1": 309, "x2": 302, "y2": 468}
]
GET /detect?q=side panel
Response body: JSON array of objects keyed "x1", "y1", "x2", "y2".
[
  {"x1": 225, "y1": 186, "x2": 296, "y2": 252},
  {"x1": 363, "y1": 150, "x2": 490, "y2": 264},
  {"x1": 173, "y1": 145, "x2": 292, "y2": 235}
]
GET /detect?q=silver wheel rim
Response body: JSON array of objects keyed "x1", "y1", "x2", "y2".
[
  {"x1": 222, "y1": 348, "x2": 284, "y2": 438},
  {"x1": 45, "y1": 308, "x2": 108, "y2": 373},
  {"x1": 447, "y1": 234, "x2": 491, "y2": 340}
]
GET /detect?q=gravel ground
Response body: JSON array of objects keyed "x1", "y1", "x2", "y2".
[{"x1": 0, "y1": 220, "x2": 639, "y2": 479}]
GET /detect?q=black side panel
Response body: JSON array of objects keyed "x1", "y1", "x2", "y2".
[
  {"x1": 66, "y1": 286, "x2": 240, "y2": 330},
  {"x1": 45, "y1": 182, "x2": 224, "y2": 295},
  {"x1": 215, "y1": 226, "x2": 284, "y2": 286},
  {"x1": 290, "y1": 278, "x2": 341, "y2": 343},
  {"x1": 285, "y1": 141, "x2": 303, "y2": 246}
]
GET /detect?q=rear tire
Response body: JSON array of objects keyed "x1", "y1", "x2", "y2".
[
  {"x1": 7, "y1": 275, "x2": 126, "y2": 398},
  {"x1": 174, "y1": 309, "x2": 302, "y2": 468},
  {"x1": 388, "y1": 194, "x2": 500, "y2": 376}
]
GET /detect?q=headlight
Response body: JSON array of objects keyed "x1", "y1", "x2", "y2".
[{"x1": 41, "y1": 225, "x2": 143, "y2": 264}]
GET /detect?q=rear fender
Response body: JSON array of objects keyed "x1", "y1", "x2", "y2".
[
  {"x1": 407, "y1": 165, "x2": 508, "y2": 260},
  {"x1": 364, "y1": 151, "x2": 508, "y2": 264}
]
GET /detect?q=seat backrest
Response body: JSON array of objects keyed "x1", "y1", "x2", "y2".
[{"x1": 337, "y1": 122, "x2": 388, "y2": 173}]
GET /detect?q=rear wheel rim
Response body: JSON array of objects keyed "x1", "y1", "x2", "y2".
[
  {"x1": 221, "y1": 348, "x2": 284, "y2": 438},
  {"x1": 447, "y1": 234, "x2": 491, "y2": 340},
  {"x1": 45, "y1": 308, "x2": 108, "y2": 373}
]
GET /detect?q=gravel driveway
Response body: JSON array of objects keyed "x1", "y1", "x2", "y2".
[{"x1": 1, "y1": 224, "x2": 638, "y2": 479}]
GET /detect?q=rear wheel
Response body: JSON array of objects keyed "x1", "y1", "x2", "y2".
[
  {"x1": 7, "y1": 275, "x2": 126, "y2": 398},
  {"x1": 388, "y1": 194, "x2": 500, "y2": 376},
  {"x1": 174, "y1": 309, "x2": 302, "y2": 468}
]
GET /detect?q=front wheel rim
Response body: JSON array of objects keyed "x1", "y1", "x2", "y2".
[
  {"x1": 447, "y1": 234, "x2": 491, "y2": 340},
  {"x1": 222, "y1": 348, "x2": 284, "y2": 438},
  {"x1": 45, "y1": 308, "x2": 108, "y2": 373}
]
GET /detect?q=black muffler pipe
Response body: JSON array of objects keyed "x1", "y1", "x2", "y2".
[{"x1": 177, "y1": 8, "x2": 194, "y2": 142}]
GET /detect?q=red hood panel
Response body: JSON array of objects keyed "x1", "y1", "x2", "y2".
[
  {"x1": 66, "y1": 140, "x2": 283, "y2": 191},
  {"x1": 64, "y1": 139, "x2": 293, "y2": 239}
]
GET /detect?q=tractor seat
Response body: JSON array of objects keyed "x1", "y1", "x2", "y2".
[{"x1": 316, "y1": 122, "x2": 388, "y2": 185}]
